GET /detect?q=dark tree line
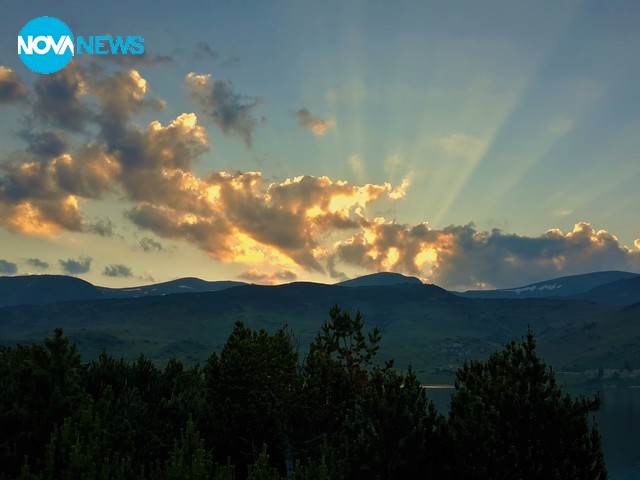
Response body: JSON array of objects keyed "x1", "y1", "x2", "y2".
[{"x1": 0, "y1": 305, "x2": 607, "y2": 479}]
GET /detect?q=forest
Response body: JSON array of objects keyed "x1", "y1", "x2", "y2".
[{"x1": 0, "y1": 305, "x2": 607, "y2": 479}]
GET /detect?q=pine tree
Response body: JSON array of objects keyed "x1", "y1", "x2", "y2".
[{"x1": 448, "y1": 329, "x2": 607, "y2": 479}]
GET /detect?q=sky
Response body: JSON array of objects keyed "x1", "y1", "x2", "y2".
[{"x1": 0, "y1": 0, "x2": 639, "y2": 291}]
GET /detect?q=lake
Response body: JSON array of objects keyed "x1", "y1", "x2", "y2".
[{"x1": 425, "y1": 386, "x2": 640, "y2": 479}]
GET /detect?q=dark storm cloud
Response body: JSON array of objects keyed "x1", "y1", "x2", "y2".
[
  {"x1": 185, "y1": 73, "x2": 262, "y2": 147},
  {"x1": 59, "y1": 256, "x2": 92, "y2": 274},
  {"x1": 140, "y1": 237, "x2": 163, "y2": 252},
  {"x1": 103, "y1": 263, "x2": 133, "y2": 278},
  {"x1": 0, "y1": 67, "x2": 28, "y2": 105},
  {"x1": 26, "y1": 258, "x2": 49, "y2": 270},
  {"x1": 32, "y1": 63, "x2": 92, "y2": 131},
  {"x1": 0, "y1": 260, "x2": 17, "y2": 275}
]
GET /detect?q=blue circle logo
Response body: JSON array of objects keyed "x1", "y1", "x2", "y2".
[{"x1": 18, "y1": 16, "x2": 74, "y2": 74}]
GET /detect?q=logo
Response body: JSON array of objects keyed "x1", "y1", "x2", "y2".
[
  {"x1": 18, "y1": 16, "x2": 145, "y2": 75},
  {"x1": 18, "y1": 17, "x2": 74, "y2": 74}
]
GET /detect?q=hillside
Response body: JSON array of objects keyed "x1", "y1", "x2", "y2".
[
  {"x1": 1, "y1": 280, "x2": 637, "y2": 383},
  {"x1": 571, "y1": 276, "x2": 640, "y2": 305}
]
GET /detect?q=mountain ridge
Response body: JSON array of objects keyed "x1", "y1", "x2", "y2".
[
  {"x1": 337, "y1": 272, "x2": 422, "y2": 287},
  {"x1": 1, "y1": 270, "x2": 639, "y2": 308},
  {"x1": 457, "y1": 270, "x2": 639, "y2": 300}
]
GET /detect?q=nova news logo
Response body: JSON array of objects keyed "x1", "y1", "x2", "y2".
[{"x1": 18, "y1": 16, "x2": 145, "y2": 74}]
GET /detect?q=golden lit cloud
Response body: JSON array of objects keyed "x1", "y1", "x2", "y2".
[
  {"x1": 5, "y1": 202, "x2": 61, "y2": 235},
  {"x1": 333, "y1": 220, "x2": 640, "y2": 290}
]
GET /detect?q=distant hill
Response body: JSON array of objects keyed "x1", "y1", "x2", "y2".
[
  {"x1": 337, "y1": 272, "x2": 422, "y2": 287},
  {"x1": 0, "y1": 275, "x2": 246, "y2": 308},
  {"x1": 98, "y1": 277, "x2": 246, "y2": 299},
  {"x1": 0, "y1": 275, "x2": 103, "y2": 307},
  {"x1": 457, "y1": 271, "x2": 639, "y2": 299}
]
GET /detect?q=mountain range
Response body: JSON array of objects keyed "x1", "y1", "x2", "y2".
[
  {"x1": 0, "y1": 270, "x2": 638, "y2": 383},
  {"x1": 1, "y1": 270, "x2": 637, "y2": 308}
]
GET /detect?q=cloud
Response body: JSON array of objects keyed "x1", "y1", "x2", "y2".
[
  {"x1": 192, "y1": 43, "x2": 239, "y2": 66},
  {"x1": 238, "y1": 269, "x2": 297, "y2": 284},
  {"x1": 0, "y1": 260, "x2": 17, "y2": 275},
  {"x1": 22, "y1": 130, "x2": 69, "y2": 159},
  {"x1": 193, "y1": 42, "x2": 218, "y2": 61},
  {"x1": 140, "y1": 237, "x2": 163, "y2": 252},
  {"x1": 125, "y1": 172, "x2": 407, "y2": 272},
  {"x1": 26, "y1": 258, "x2": 49, "y2": 270},
  {"x1": 0, "y1": 143, "x2": 120, "y2": 234},
  {"x1": 0, "y1": 68, "x2": 196, "y2": 235},
  {"x1": 140, "y1": 271, "x2": 155, "y2": 282},
  {"x1": 636, "y1": 239, "x2": 640, "y2": 251},
  {"x1": 1, "y1": 65, "x2": 409, "y2": 270},
  {"x1": 87, "y1": 217, "x2": 114, "y2": 237},
  {"x1": 326, "y1": 254, "x2": 348, "y2": 281},
  {"x1": 32, "y1": 62, "x2": 92, "y2": 131},
  {"x1": 332, "y1": 220, "x2": 640, "y2": 290},
  {"x1": 185, "y1": 72, "x2": 262, "y2": 146},
  {"x1": 0, "y1": 66, "x2": 28, "y2": 105},
  {"x1": 102, "y1": 113, "x2": 209, "y2": 204},
  {"x1": 103, "y1": 263, "x2": 133, "y2": 278},
  {"x1": 93, "y1": 69, "x2": 165, "y2": 142},
  {"x1": 293, "y1": 108, "x2": 335, "y2": 136},
  {"x1": 59, "y1": 256, "x2": 92, "y2": 274}
]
